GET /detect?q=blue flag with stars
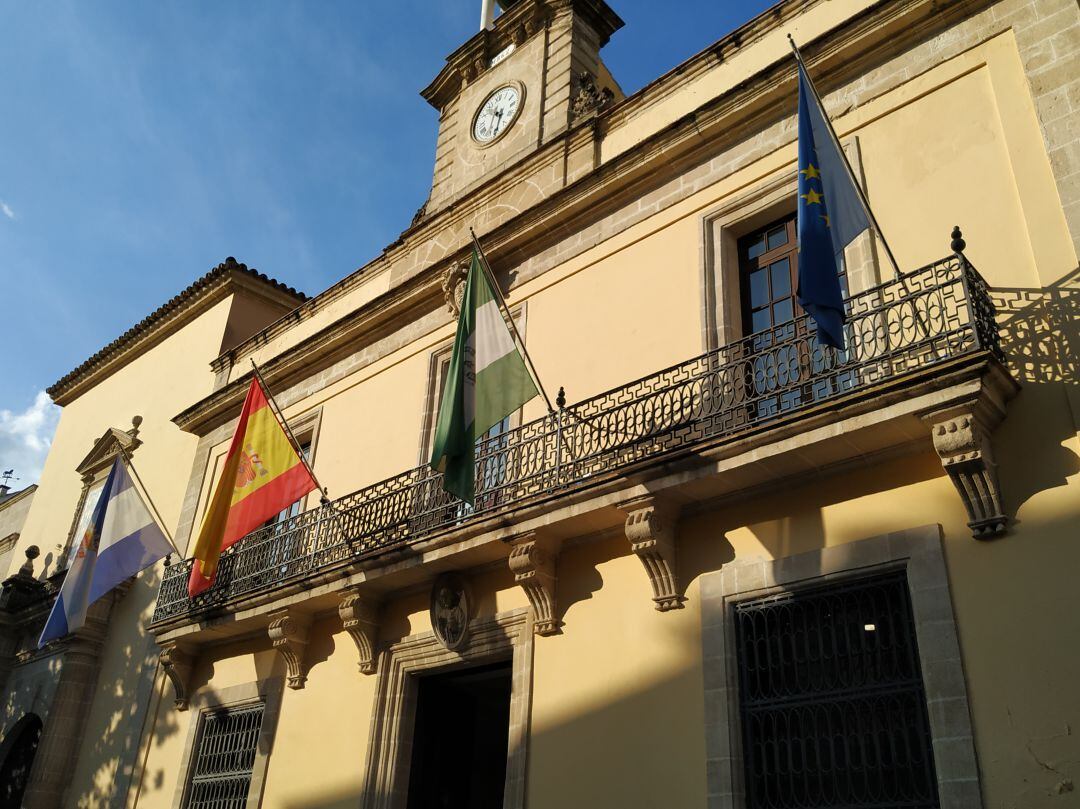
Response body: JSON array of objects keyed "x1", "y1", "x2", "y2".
[{"x1": 796, "y1": 61, "x2": 870, "y2": 349}]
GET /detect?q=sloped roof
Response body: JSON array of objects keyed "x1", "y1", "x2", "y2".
[{"x1": 47, "y1": 258, "x2": 307, "y2": 403}]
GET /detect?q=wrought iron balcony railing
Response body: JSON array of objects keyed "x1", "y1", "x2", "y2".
[{"x1": 151, "y1": 254, "x2": 1002, "y2": 624}]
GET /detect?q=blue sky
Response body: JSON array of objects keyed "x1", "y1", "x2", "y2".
[{"x1": 0, "y1": 0, "x2": 774, "y2": 481}]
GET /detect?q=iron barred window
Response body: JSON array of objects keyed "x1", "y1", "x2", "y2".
[
  {"x1": 185, "y1": 704, "x2": 265, "y2": 809},
  {"x1": 734, "y1": 571, "x2": 940, "y2": 809}
]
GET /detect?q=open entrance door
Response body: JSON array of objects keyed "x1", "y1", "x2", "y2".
[{"x1": 406, "y1": 660, "x2": 513, "y2": 809}]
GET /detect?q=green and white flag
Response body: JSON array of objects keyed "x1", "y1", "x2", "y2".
[{"x1": 429, "y1": 247, "x2": 539, "y2": 504}]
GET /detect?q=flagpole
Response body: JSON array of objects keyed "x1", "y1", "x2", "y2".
[
  {"x1": 787, "y1": 35, "x2": 903, "y2": 281},
  {"x1": 249, "y1": 360, "x2": 331, "y2": 505},
  {"x1": 468, "y1": 228, "x2": 557, "y2": 414},
  {"x1": 119, "y1": 451, "x2": 183, "y2": 558}
]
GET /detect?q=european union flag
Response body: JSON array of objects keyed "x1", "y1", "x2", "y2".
[{"x1": 796, "y1": 61, "x2": 870, "y2": 349}]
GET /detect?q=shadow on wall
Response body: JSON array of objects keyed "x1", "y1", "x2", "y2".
[
  {"x1": 54, "y1": 565, "x2": 186, "y2": 808},
  {"x1": 991, "y1": 266, "x2": 1080, "y2": 518}
]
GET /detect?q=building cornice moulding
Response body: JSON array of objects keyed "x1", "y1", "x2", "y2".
[{"x1": 48, "y1": 259, "x2": 306, "y2": 406}]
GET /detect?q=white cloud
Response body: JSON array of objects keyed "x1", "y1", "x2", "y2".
[
  {"x1": 0, "y1": 391, "x2": 60, "y2": 485},
  {"x1": 0, "y1": 201, "x2": 14, "y2": 220}
]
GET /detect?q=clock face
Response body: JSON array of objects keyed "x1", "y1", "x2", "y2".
[{"x1": 473, "y1": 85, "x2": 522, "y2": 144}]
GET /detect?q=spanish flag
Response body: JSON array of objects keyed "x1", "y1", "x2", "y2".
[{"x1": 187, "y1": 378, "x2": 317, "y2": 597}]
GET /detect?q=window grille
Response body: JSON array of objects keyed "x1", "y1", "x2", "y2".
[
  {"x1": 734, "y1": 571, "x2": 940, "y2": 809},
  {"x1": 185, "y1": 704, "x2": 265, "y2": 809}
]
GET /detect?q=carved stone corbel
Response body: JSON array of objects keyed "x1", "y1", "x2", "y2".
[
  {"x1": 924, "y1": 405, "x2": 1009, "y2": 539},
  {"x1": 620, "y1": 495, "x2": 685, "y2": 611},
  {"x1": 268, "y1": 609, "x2": 312, "y2": 689},
  {"x1": 338, "y1": 590, "x2": 381, "y2": 675},
  {"x1": 507, "y1": 532, "x2": 561, "y2": 636},
  {"x1": 159, "y1": 640, "x2": 195, "y2": 711}
]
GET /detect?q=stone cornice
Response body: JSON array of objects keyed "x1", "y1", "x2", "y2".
[
  {"x1": 181, "y1": 0, "x2": 992, "y2": 432},
  {"x1": 48, "y1": 259, "x2": 307, "y2": 406}
]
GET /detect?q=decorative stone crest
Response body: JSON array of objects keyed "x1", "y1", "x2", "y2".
[
  {"x1": 159, "y1": 640, "x2": 195, "y2": 711},
  {"x1": 430, "y1": 573, "x2": 471, "y2": 650},
  {"x1": 925, "y1": 406, "x2": 1008, "y2": 539},
  {"x1": 442, "y1": 261, "x2": 470, "y2": 316},
  {"x1": 338, "y1": 589, "x2": 381, "y2": 675},
  {"x1": 620, "y1": 495, "x2": 685, "y2": 611},
  {"x1": 268, "y1": 609, "x2": 312, "y2": 689},
  {"x1": 507, "y1": 532, "x2": 561, "y2": 635},
  {"x1": 570, "y1": 71, "x2": 614, "y2": 122}
]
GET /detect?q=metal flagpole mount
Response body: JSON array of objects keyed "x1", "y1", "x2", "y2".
[
  {"x1": 249, "y1": 359, "x2": 330, "y2": 504},
  {"x1": 468, "y1": 227, "x2": 557, "y2": 414},
  {"x1": 787, "y1": 34, "x2": 904, "y2": 281}
]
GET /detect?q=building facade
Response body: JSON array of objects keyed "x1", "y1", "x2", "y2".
[{"x1": 1, "y1": 0, "x2": 1078, "y2": 806}]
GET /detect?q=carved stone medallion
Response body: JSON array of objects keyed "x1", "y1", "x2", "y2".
[{"x1": 430, "y1": 573, "x2": 470, "y2": 650}]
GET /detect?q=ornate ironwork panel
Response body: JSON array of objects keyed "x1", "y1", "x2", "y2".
[
  {"x1": 185, "y1": 703, "x2": 265, "y2": 809},
  {"x1": 152, "y1": 255, "x2": 1002, "y2": 623},
  {"x1": 733, "y1": 571, "x2": 939, "y2": 809}
]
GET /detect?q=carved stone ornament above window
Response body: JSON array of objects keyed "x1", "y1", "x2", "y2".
[
  {"x1": 430, "y1": 573, "x2": 471, "y2": 650},
  {"x1": 75, "y1": 415, "x2": 143, "y2": 482},
  {"x1": 442, "y1": 261, "x2": 470, "y2": 316}
]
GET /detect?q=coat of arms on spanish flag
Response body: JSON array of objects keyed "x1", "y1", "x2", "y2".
[{"x1": 187, "y1": 377, "x2": 317, "y2": 597}]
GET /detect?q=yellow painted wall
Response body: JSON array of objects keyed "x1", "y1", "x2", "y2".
[{"x1": 110, "y1": 12, "x2": 1080, "y2": 809}]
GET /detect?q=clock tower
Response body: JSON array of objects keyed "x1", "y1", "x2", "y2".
[{"x1": 420, "y1": 0, "x2": 624, "y2": 215}]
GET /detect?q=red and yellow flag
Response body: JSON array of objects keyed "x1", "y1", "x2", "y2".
[{"x1": 188, "y1": 378, "x2": 317, "y2": 597}]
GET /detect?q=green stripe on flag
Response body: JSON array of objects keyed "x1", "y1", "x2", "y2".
[{"x1": 429, "y1": 247, "x2": 539, "y2": 504}]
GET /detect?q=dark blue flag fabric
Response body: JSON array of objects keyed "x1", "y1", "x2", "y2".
[{"x1": 796, "y1": 61, "x2": 870, "y2": 349}]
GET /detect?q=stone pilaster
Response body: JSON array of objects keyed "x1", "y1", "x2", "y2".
[{"x1": 20, "y1": 598, "x2": 111, "y2": 809}]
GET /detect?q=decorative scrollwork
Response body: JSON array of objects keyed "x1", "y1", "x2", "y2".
[
  {"x1": 620, "y1": 496, "x2": 684, "y2": 611},
  {"x1": 268, "y1": 610, "x2": 311, "y2": 689},
  {"x1": 507, "y1": 532, "x2": 561, "y2": 635},
  {"x1": 571, "y1": 72, "x2": 614, "y2": 122},
  {"x1": 925, "y1": 406, "x2": 1008, "y2": 539},
  {"x1": 159, "y1": 641, "x2": 195, "y2": 710},
  {"x1": 339, "y1": 590, "x2": 381, "y2": 674}
]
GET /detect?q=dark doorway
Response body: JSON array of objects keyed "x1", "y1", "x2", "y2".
[
  {"x1": 406, "y1": 660, "x2": 513, "y2": 809},
  {"x1": 0, "y1": 714, "x2": 43, "y2": 809}
]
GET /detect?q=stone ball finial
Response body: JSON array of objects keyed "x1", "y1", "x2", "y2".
[
  {"x1": 950, "y1": 225, "x2": 966, "y2": 254},
  {"x1": 19, "y1": 545, "x2": 39, "y2": 577}
]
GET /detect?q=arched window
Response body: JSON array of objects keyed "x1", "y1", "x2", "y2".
[{"x1": 0, "y1": 713, "x2": 43, "y2": 809}]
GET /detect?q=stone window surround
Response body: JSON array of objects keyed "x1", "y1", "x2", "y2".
[
  {"x1": 171, "y1": 677, "x2": 285, "y2": 809},
  {"x1": 700, "y1": 137, "x2": 881, "y2": 355},
  {"x1": 415, "y1": 303, "x2": 528, "y2": 467},
  {"x1": 360, "y1": 608, "x2": 534, "y2": 809},
  {"x1": 190, "y1": 405, "x2": 325, "y2": 543},
  {"x1": 700, "y1": 524, "x2": 982, "y2": 809}
]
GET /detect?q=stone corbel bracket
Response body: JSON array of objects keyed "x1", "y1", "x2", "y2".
[
  {"x1": 923, "y1": 399, "x2": 1010, "y2": 539},
  {"x1": 507, "y1": 531, "x2": 562, "y2": 636},
  {"x1": 620, "y1": 495, "x2": 685, "y2": 611},
  {"x1": 268, "y1": 609, "x2": 312, "y2": 690},
  {"x1": 338, "y1": 589, "x2": 381, "y2": 675},
  {"x1": 159, "y1": 640, "x2": 195, "y2": 711}
]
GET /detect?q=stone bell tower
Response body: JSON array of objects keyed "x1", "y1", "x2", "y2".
[{"x1": 420, "y1": 0, "x2": 624, "y2": 214}]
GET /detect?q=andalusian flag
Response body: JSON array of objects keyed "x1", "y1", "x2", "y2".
[
  {"x1": 188, "y1": 378, "x2": 317, "y2": 596},
  {"x1": 430, "y1": 248, "x2": 538, "y2": 504}
]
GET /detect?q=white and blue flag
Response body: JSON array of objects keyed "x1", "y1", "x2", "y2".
[{"x1": 39, "y1": 458, "x2": 172, "y2": 646}]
